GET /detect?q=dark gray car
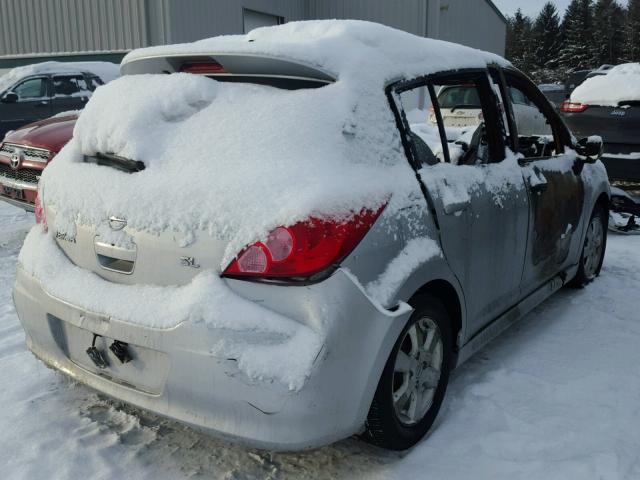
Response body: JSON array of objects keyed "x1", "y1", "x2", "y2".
[
  {"x1": 0, "y1": 69, "x2": 103, "y2": 140},
  {"x1": 561, "y1": 66, "x2": 640, "y2": 182}
]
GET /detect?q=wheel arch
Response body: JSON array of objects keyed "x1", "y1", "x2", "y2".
[
  {"x1": 411, "y1": 279, "x2": 463, "y2": 357},
  {"x1": 595, "y1": 191, "x2": 610, "y2": 213}
]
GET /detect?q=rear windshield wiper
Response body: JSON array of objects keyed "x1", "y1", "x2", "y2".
[{"x1": 84, "y1": 153, "x2": 145, "y2": 173}]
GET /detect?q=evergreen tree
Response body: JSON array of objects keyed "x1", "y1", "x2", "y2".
[
  {"x1": 506, "y1": 9, "x2": 535, "y2": 73},
  {"x1": 592, "y1": 0, "x2": 626, "y2": 66},
  {"x1": 625, "y1": 0, "x2": 640, "y2": 61},
  {"x1": 560, "y1": 0, "x2": 596, "y2": 71},
  {"x1": 532, "y1": 2, "x2": 563, "y2": 78}
]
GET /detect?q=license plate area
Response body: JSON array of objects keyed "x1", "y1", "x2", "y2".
[
  {"x1": 1, "y1": 185, "x2": 25, "y2": 200},
  {"x1": 47, "y1": 314, "x2": 169, "y2": 395}
]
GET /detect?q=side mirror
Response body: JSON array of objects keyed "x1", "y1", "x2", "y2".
[
  {"x1": 575, "y1": 136, "x2": 603, "y2": 163},
  {"x1": 1, "y1": 92, "x2": 18, "y2": 103}
]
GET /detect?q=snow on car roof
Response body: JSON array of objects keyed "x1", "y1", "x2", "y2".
[
  {"x1": 123, "y1": 20, "x2": 508, "y2": 85},
  {"x1": 0, "y1": 61, "x2": 120, "y2": 94},
  {"x1": 571, "y1": 62, "x2": 640, "y2": 106}
]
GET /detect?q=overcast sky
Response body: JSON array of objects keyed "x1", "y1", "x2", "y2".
[{"x1": 492, "y1": 0, "x2": 628, "y2": 18}]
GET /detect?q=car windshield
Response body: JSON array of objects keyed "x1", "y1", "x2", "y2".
[{"x1": 437, "y1": 85, "x2": 481, "y2": 109}]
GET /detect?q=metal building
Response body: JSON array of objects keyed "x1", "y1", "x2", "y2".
[{"x1": 0, "y1": 0, "x2": 506, "y2": 70}]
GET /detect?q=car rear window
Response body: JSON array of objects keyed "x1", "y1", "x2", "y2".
[{"x1": 437, "y1": 86, "x2": 481, "y2": 109}]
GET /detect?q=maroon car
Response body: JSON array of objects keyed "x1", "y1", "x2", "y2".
[{"x1": 0, "y1": 114, "x2": 76, "y2": 210}]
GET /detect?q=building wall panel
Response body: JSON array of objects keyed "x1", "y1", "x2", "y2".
[
  {"x1": 165, "y1": 0, "x2": 308, "y2": 43},
  {"x1": 436, "y1": 0, "x2": 506, "y2": 55},
  {"x1": 0, "y1": 0, "x2": 149, "y2": 55}
]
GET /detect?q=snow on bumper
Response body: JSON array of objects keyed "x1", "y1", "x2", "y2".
[{"x1": 13, "y1": 230, "x2": 411, "y2": 450}]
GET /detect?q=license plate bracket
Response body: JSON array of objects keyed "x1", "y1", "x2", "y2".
[{"x1": 1, "y1": 186, "x2": 25, "y2": 200}]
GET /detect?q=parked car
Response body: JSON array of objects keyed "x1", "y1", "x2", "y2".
[
  {"x1": 0, "y1": 113, "x2": 76, "y2": 210},
  {"x1": 13, "y1": 21, "x2": 610, "y2": 452},
  {"x1": 538, "y1": 83, "x2": 567, "y2": 109},
  {"x1": 0, "y1": 61, "x2": 118, "y2": 140},
  {"x1": 561, "y1": 63, "x2": 640, "y2": 182},
  {"x1": 429, "y1": 84, "x2": 550, "y2": 135}
]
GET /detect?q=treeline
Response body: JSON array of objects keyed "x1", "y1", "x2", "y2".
[{"x1": 506, "y1": 0, "x2": 640, "y2": 83}]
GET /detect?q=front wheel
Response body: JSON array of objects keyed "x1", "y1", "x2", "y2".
[
  {"x1": 363, "y1": 294, "x2": 452, "y2": 450},
  {"x1": 571, "y1": 205, "x2": 607, "y2": 287}
]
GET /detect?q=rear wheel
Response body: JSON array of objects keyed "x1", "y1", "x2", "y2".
[
  {"x1": 363, "y1": 294, "x2": 452, "y2": 450},
  {"x1": 571, "y1": 205, "x2": 607, "y2": 287}
]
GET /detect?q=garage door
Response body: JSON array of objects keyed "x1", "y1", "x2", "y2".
[{"x1": 243, "y1": 9, "x2": 283, "y2": 33}]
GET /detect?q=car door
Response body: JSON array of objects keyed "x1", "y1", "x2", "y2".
[
  {"x1": 395, "y1": 70, "x2": 530, "y2": 336},
  {"x1": 0, "y1": 76, "x2": 51, "y2": 137},
  {"x1": 503, "y1": 70, "x2": 586, "y2": 296},
  {"x1": 50, "y1": 74, "x2": 91, "y2": 115}
]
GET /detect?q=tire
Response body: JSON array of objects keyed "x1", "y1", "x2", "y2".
[
  {"x1": 571, "y1": 204, "x2": 608, "y2": 288},
  {"x1": 362, "y1": 293, "x2": 453, "y2": 450}
]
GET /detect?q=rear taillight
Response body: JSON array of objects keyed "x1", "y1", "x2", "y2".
[
  {"x1": 180, "y1": 60, "x2": 227, "y2": 74},
  {"x1": 561, "y1": 101, "x2": 589, "y2": 113},
  {"x1": 34, "y1": 190, "x2": 47, "y2": 231},
  {"x1": 223, "y1": 206, "x2": 386, "y2": 279}
]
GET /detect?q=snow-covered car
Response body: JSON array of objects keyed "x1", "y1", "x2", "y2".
[
  {"x1": 13, "y1": 21, "x2": 610, "y2": 452},
  {"x1": 0, "y1": 61, "x2": 118, "y2": 140},
  {"x1": 561, "y1": 63, "x2": 640, "y2": 182},
  {"x1": 0, "y1": 113, "x2": 76, "y2": 211},
  {"x1": 430, "y1": 84, "x2": 551, "y2": 135}
]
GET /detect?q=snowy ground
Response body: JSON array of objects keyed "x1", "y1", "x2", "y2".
[{"x1": 1, "y1": 200, "x2": 639, "y2": 480}]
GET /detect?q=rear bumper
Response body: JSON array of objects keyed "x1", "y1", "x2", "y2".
[{"x1": 13, "y1": 264, "x2": 410, "y2": 451}]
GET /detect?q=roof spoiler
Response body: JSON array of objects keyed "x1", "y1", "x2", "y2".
[{"x1": 121, "y1": 53, "x2": 336, "y2": 85}]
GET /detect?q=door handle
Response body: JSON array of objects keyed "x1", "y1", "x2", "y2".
[
  {"x1": 35, "y1": 100, "x2": 49, "y2": 107},
  {"x1": 443, "y1": 199, "x2": 471, "y2": 215}
]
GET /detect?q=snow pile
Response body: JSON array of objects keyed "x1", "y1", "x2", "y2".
[
  {"x1": 571, "y1": 63, "x2": 640, "y2": 106},
  {"x1": 366, "y1": 238, "x2": 442, "y2": 305},
  {"x1": 19, "y1": 229, "x2": 323, "y2": 391},
  {"x1": 43, "y1": 71, "x2": 416, "y2": 268},
  {"x1": 0, "y1": 61, "x2": 119, "y2": 93},
  {"x1": 41, "y1": 21, "x2": 509, "y2": 265}
]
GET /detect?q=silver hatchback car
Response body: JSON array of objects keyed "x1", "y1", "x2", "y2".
[{"x1": 13, "y1": 21, "x2": 609, "y2": 451}]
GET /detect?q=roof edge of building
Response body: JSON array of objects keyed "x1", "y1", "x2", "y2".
[{"x1": 483, "y1": 0, "x2": 508, "y2": 25}]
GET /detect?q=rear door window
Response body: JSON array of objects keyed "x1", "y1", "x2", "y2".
[
  {"x1": 394, "y1": 70, "x2": 506, "y2": 166},
  {"x1": 52, "y1": 75, "x2": 91, "y2": 97}
]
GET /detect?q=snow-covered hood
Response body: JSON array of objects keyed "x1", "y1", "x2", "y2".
[{"x1": 571, "y1": 63, "x2": 640, "y2": 107}]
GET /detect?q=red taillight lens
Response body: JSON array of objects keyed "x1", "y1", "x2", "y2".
[
  {"x1": 34, "y1": 191, "x2": 47, "y2": 231},
  {"x1": 560, "y1": 101, "x2": 589, "y2": 113},
  {"x1": 224, "y1": 206, "x2": 386, "y2": 279},
  {"x1": 180, "y1": 60, "x2": 227, "y2": 74}
]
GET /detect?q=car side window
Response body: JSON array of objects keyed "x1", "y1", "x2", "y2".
[
  {"x1": 394, "y1": 71, "x2": 505, "y2": 166},
  {"x1": 53, "y1": 75, "x2": 90, "y2": 97},
  {"x1": 509, "y1": 87, "x2": 529, "y2": 106},
  {"x1": 504, "y1": 75, "x2": 561, "y2": 159},
  {"x1": 13, "y1": 78, "x2": 46, "y2": 99}
]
